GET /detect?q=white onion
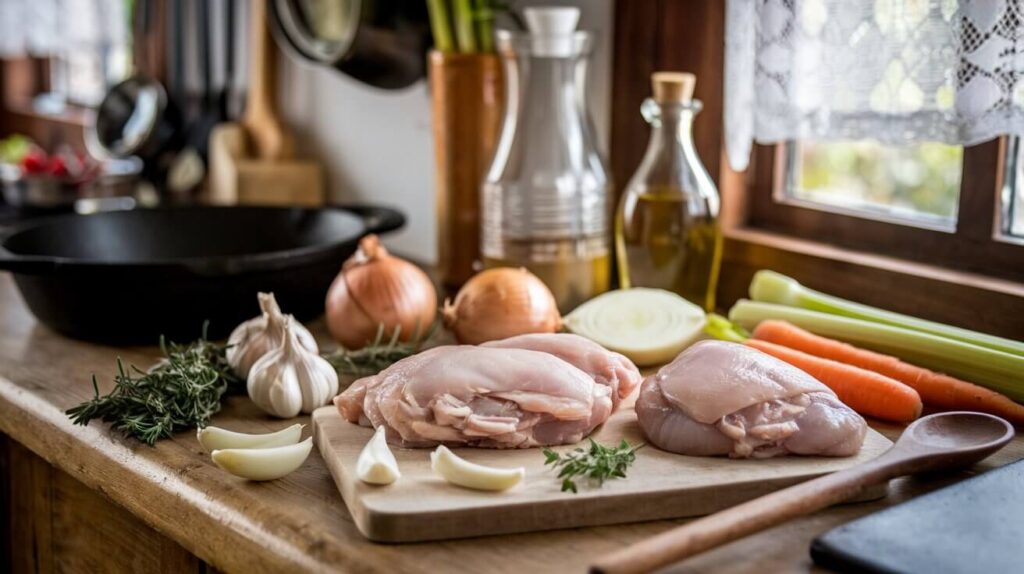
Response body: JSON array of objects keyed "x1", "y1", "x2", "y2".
[{"x1": 564, "y1": 288, "x2": 705, "y2": 366}]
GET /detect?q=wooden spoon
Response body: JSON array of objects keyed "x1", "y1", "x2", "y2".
[
  {"x1": 241, "y1": 0, "x2": 294, "y2": 161},
  {"x1": 591, "y1": 412, "x2": 1014, "y2": 574}
]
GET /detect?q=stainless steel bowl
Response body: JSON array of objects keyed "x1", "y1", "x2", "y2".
[
  {"x1": 0, "y1": 158, "x2": 142, "y2": 211},
  {"x1": 0, "y1": 164, "x2": 80, "y2": 209}
]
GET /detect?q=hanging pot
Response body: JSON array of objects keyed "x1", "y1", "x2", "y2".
[{"x1": 269, "y1": 0, "x2": 431, "y2": 90}]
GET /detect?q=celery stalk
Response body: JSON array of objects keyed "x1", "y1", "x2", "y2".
[
  {"x1": 750, "y1": 270, "x2": 1024, "y2": 357},
  {"x1": 452, "y1": 0, "x2": 478, "y2": 53},
  {"x1": 474, "y1": 0, "x2": 495, "y2": 53},
  {"x1": 427, "y1": 0, "x2": 455, "y2": 53},
  {"x1": 728, "y1": 300, "x2": 1024, "y2": 402},
  {"x1": 704, "y1": 313, "x2": 750, "y2": 343}
]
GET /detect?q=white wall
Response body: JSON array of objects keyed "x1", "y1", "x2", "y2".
[{"x1": 276, "y1": 1, "x2": 614, "y2": 263}]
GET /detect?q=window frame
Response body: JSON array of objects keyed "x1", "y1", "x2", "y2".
[{"x1": 743, "y1": 138, "x2": 1024, "y2": 283}]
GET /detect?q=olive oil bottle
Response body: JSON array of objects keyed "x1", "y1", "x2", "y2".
[{"x1": 615, "y1": 72, "x2": 722, "y2": 311}]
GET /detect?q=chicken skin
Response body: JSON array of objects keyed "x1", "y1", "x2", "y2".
[{"x1": 636, "y1": 341, "x2": 866, "y2": 458}]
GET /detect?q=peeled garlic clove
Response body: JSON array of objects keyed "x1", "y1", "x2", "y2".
[
  {"x1": 211, "y1": 437, "x2": 313, "y2": 481},
  {"x1": 247, "y1": 320, "x2": 339, "y2": 418},
  {"x1": 227, "y1": 292, "x2": 318, "y2": 379},
  {"x1": 197, "y1": 423, "x2": 304, "y2": 452},
  {"x1": 356, "y1": 426, "x2": 401, "y2": 485},
  {"x1": 430, "y1": 445, "x2": 525, "y2": 491}
]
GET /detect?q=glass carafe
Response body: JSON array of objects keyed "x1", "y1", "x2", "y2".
[
  {"x1": 615, "y1": 72, "x2": 722, "y2": 311},
  {"x1": 481, "y1": 7, "x2": 611, "y2": 311}
]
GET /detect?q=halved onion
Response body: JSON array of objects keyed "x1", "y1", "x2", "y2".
[{"x1": 563, "y1": 288, "x2": 705, "y2": 366}]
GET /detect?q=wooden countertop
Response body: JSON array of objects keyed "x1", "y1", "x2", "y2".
[{"x1": 0, "y1": 272, "x2": 1021, "y2": 573}]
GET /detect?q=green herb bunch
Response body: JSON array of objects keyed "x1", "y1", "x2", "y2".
[
  {"x1": 322, "y1": 322, "x2": 437, "y2": 379},
  {"x1": 543, "y1": 439, "x2": 643, "y2": 494},
  {"x1": 66, "y1": 326, "x2": 241, "y2": 445}
]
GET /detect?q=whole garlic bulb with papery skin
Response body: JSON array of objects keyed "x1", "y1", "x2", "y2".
[
  {"x1": 227, "y1": 292, "x2": 318, "y2": 379},
  {"x1": 247, "y1": 320, "x2": 339, "y2": 418}
]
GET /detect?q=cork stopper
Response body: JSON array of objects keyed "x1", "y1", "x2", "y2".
[{"x1": 651, "y1": 72, "x2": 696, "y2": 104}]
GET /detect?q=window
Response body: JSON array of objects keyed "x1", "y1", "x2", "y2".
[
  {"x1": 50, "y1": 37, "x2": 131, "y2": 107},
  {"x1": 721, "y1": 1, "x2": 1024, "y2": 282},
  {"x1": 785, "y1": 140, "x2": 963, "y2": 231},
  {"x1": 741, "y1": 137, "x2": 1024, "y2": 283},
  {"x1": 49, "y1": 0, "x2": 131, "y2": 107},
  {"x1": 611, "y1": 1, "x2": 1024, "y2": 338},
  {"x1": 0, "y1": 0, "x2": 131, "y2": 109}
]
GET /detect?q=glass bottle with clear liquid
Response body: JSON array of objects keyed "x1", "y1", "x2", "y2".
[
  {"x1": 481, "y1": 7, "x2": 611, "y2": 311},
  {"x1": 615, "y1": 72, "x2": 722, "y2": 311}
]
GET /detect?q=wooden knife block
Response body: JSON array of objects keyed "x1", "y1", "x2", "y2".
[{"x1": 206, "y1": 123, "x2": 324, "y2": 206}]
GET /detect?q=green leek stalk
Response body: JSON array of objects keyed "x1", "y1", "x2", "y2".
[
  {"x1": 728, "y1": 300, "x2": 1024, "y2": 403},
  {"x1": 427, "y1": 0, "x2": 455, "y2": 52},
  {"x1": 474, "y1": 0, "x2": 494, "y2": 53},
  {"x1": 749, "y1": 270, "x2": 1024, "y2": 357},
  {"x1": 452, "y1": 0, "x2": 478, "y2": 53}
]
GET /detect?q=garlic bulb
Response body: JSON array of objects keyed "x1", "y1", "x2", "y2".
[
  {"x1": 227, "y1": 292, "x2": 318, "y2": 379},
  {"x1": 247, "y1": 320, "x2": 339, "y2": 418}
]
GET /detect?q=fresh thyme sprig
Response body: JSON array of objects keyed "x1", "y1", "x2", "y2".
[
  {"x1": 66, "y1": 324, "x2": 242, "y2": 445},
  {"x1": 543, "y1": 439, "x2": 643, "y2": 494},
  {"x1": 322, "y1": 321, "x2": 438, "y2": 379}
]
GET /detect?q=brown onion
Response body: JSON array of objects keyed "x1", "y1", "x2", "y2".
[
  {"x1": 443, "y1": 267, "x2": 561, "y2": 344},
  {"x1": 325, "y1": 235, "x2": 438, "y2": 349}
]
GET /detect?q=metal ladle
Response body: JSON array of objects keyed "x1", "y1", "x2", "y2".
[{"x1": 592, "y1": 411, "x2": 1015, "y2": 574}]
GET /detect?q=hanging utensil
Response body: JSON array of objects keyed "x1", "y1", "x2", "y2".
[
  {"x1": 168, "y1": 0, "x2": 224, "y2": 195},
  {"x1": 191, "y1": 0, "x2": 223, "y2": 160},
  {"x1": 87, "y1": 0, "x2": 183, "y2": 177},
  {"x1": 218, "y1": 0, "x2": 236, "y2": 121},
  {"x1": 269, "y1": 0, "x2": 431, "y2": 90},
  {"x1": 206, "y1": 0, "x2": 324, "y2": 206},
  {"x1": 243, "y1": 0, "x2": 293, "y2": 160}
]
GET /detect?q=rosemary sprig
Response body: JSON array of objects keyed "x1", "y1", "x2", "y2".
[
  {"x1": 66, "y1": 325, "x2": 241, "y2": 445},
  {"x1": 322, "y1": 321, "x2": 438, "y2": 379},
  {"x1": 543, "y1": 439, "x2": 643, "y2": 494}
]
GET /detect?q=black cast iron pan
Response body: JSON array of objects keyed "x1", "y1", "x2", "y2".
[{"x1": 0, "y1": 205, "x2": 404, "y2": 344}]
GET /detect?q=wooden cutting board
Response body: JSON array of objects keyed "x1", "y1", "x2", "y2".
[{"x1": 312, "y1": 404, "x2": 893, "y2": 543}]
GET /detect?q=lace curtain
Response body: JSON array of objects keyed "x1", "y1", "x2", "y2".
[
  {"x1": 0, "y1": 0, "x2": 127, "y2": 57},
  {"x1": 726, "y1": 0, "x2": 1024, "y2": 170}
]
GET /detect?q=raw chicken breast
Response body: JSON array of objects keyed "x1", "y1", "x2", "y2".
[
  {"x1": 335, "y1": 346, "x2": 614, "y2": 448},
  {"x1": 482, "y1": 333, "x2": 642, "y2": 407},
  {"x1": 636, "y1": 340, "x2": 866, "y2": 458}
]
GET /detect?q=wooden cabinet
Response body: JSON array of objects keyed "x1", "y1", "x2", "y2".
[{"x1": 2, "y1": 434, "x2": 208, "y2": 574}]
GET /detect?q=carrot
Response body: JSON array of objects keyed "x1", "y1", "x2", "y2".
[
  {"x1": 745, "y1": 339, "x2": 922, "y2": 423},
  {"x1": 753, "y1": 319, "x2": 1024, "y2": 425}
]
